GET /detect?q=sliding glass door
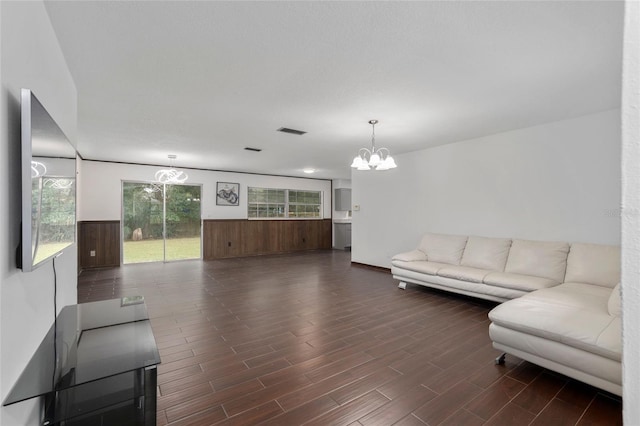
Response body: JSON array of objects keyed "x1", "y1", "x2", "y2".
[
  {"x1": 122, "y1": 182, "x2": 201, "y2": 264},
  {"x1": 164, "y1": 184, "x2": 202, "y2": 261}
]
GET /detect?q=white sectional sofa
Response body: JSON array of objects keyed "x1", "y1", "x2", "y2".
[{"x1": 392, "y1": 233, "x2": 622, "y2": 396}]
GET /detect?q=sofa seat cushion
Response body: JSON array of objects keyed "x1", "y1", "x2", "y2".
[
  {"x1": 489, "y1": 283, "x2": 621, "y2": 361},
  {"x1": 483, "y1": 272, "x2": 558, "y2": 292},
  {"x1": 544, "y1": 282, "x2": 614, "y2": 307},
  {"x1": 505, "y1": 239, "x2": 569, "y2": 283},
  {"x1": 418, "y1": 233, "x2": 468, "y2": 265},
  {"x1": 390, "y1": 260, "x2": 448, "y2": 276},
  {"x1": 460, "y1": 236, "x2": 512, "y2": 271},
  {"x1": 391, "y1": 267, "x2": 528, "y2": 301},
  {"x1": 392, "y1": 250, "x2": 427, "y2": 262},
  {"x1": 565, "y1": 243, "x2": 620, "y2": 288},
  {"x1": 437, "y1": 265, "x2": 492, "y2": 283}
]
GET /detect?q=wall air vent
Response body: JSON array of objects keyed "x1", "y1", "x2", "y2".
[
  {"x1": 277, "y1": 127, "x2": 307, "y2": 136},
  {"x1": 244, "y1": 147, "x2": 262, "y2": 152}
]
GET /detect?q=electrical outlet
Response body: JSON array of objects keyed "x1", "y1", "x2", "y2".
[{"x1": 90, "y1": 250, "x2": 96, "y2": 257}]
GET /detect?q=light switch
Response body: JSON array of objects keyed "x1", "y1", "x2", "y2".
[
  {"x1": 353, "y1": 204, "x2": 360, "y2": 211},
  {"x1": 90, "y1": 250, "x2": 96, "y2": 257}
]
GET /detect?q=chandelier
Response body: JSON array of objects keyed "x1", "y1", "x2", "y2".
[
  {"x1": 350, "y1": 120, "x2": 397, "y2": 171},
  {"x1": 31, "y1": 160, "x2": 47, "y2": 178},
  {"x1": 155, "y1": 154, "x2": 188, "y2": 184},
  {"x1": 44, "y1": 178, "x2": 74, "y2": 189}
]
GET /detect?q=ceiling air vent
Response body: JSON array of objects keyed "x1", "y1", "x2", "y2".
[
  {"x1": 244, "y1": 147, "x2": 262, "y2": 152},
  {"x1": 277, "y1": 127, "x2": 307, "y2": 136}
]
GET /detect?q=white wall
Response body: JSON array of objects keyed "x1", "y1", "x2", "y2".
[
  {"x1": 78, "y1": 160, "x2": 332, "y2": 222},
  {"x1": 621, "y1": 0, "x2": 639, "y2": 423},
  {"x1": 0, "y1": 2, "x2": 77, "y2": 425},
  {"x1": 352, "y1": 109, "x2": 621, "y2": 268}
]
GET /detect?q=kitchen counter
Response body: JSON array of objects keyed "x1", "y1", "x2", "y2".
[{"x1": 333, "y1": 218, "x2": 352, "y2": 224}]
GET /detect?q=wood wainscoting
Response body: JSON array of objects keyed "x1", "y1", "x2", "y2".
[
  {"x1": 78, "y1": 219, "x2": 332, "y2": 267},
  {"x1": 78, "y1": 220, "x2": 121, "y2": 269},
  {"x1": 203, "y1": 219, "x2": 332, "y2": 259}
]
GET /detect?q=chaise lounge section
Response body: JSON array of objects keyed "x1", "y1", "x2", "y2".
[{"x1": 489, "y1": 242, "x2": 621, "y2": 395}]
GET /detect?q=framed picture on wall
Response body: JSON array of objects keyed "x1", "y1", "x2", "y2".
[{"x1": 216, "y1": 182, "x2": 240, "y2": 206}]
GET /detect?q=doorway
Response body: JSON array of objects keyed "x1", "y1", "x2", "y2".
[{"x1": 122, "y1": 182, "x2": 202, "y2": 264}]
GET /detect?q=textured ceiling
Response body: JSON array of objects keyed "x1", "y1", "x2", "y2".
[{"x1": 44, "y1": 1, "x2": 624, "y2": 180}]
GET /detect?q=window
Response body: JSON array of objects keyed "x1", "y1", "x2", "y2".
[
  {"x1": 247, "y1": 188, "x2": 286, "y2": 218},
  {"x1": 288, "y1": 190, "x2": 321, "y2": 218},
  {"x1": 248, "y1": 187, "x2": 322, "y2": 219}
]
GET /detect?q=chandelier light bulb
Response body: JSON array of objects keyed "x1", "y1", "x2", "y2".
[
  {"x1": 376, "y1": 160, "x2": 390, "y2": 171},
  {"x1": 357, "y1": 161, "x2": 370, "y2": 171},
  {"x1": 369, "y1": 153, "x2": 381, "y2": 167},
  {"x1": 384, "y1": 155, "x2": 397, "y2": 169}
]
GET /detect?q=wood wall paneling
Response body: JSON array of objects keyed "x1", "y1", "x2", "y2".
[
  {"x1": 321, "y1": 219, "x2": 332, "y2": 248},
  {"x1": 203, "y1": 220, "x2": 241, "y2": 259},
  {"x1": 79, "y1": 219, "x2": 331, "y2": 266},
  {"x1": 245, "y1": 220, "x2": 268, "y2": 255},
  {"x1": 203, "y1": 219, "x2": 331, "y2": 259},
  {"x1": 78, "y1": 221, "x2": 121, "y2": 269},
  {"x1": 270, "y1": 220, "x2": 285, "y2": 253}
]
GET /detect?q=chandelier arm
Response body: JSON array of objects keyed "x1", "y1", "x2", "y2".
[
  {"x1": 358, "y1": 147, "x2": 372, "y2": 159},
  {"x1": 375, "y1": 147, "x2": 390, "y2": 159}
]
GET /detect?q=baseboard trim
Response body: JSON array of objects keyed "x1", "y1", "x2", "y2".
[{"x1": 350, "y1": 261, "x2": 391, "y2": 273}]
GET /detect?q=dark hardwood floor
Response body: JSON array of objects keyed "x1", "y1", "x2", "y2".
[{"x1": 77, "y1": 250, "x2": 622, "y2": 425}]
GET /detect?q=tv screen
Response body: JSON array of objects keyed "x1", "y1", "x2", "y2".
[{"x1": 20, "y1": 89, "x2": 76, "y2": 272}]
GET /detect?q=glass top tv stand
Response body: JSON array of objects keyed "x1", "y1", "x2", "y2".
[{"x1": 3, "y1": 296, "x2": 160, "y2": 426}]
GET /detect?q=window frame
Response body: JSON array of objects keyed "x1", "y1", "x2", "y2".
[{"x1": 247, "y1": 187, "x2": 323, "y2": 220}]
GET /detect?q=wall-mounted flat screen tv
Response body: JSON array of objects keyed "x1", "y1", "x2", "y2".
[{"x1": 20, "y1": 89, "x2": 76, "y2": 272}]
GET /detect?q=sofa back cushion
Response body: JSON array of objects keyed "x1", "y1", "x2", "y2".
[
  {"x1": 505, "y1": 239, "x2": 570, "y2": 283},
  {"x1": 565, "y1": 243, "x2": 620, "y2": 288},
  {"x1": 461, "y1": 236, "x2": 512, "y2": 271},
  {"x1": 418, "y1": 233, "x2": 468, "y2": 265}
]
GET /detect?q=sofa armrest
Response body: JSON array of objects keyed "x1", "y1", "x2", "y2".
[
  {"x1": 392, "y1": 250, "x2": 427, "y2": 262},
  {"x1": 608, "y1": 283, "x2": 621, "y2": 316}
]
